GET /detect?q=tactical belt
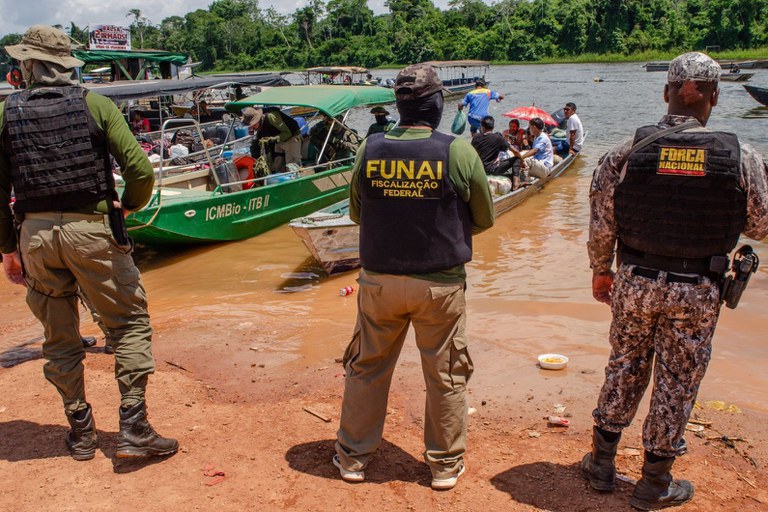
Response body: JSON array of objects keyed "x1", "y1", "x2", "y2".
[
  {"x1": 618, "y1": 244, "x2": 722, "y2": 280},
  {"x1": 630, "y1": 266, "x2": 700, "y2": 284}
]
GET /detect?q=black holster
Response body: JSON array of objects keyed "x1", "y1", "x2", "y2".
[
  {"x1": 719, "y1": 245, "x2": 759, "y2": 309},
  {"x1": 107, "y1": 192, "x2": 130, "y2": 246}
]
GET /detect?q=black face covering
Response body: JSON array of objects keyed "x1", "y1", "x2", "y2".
[
  {"x1": 375, "y1": 115, "x2": 389, "y2": 126},
  {"x1": 396, "y1": 91, "x2": 444, "y2": 129}
]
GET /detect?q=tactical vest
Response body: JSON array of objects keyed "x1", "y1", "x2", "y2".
[
  {"x1": 359, "y1": 131, "x2": 472, "y2": 274},
  {"x1": 258, "y1": 107, "x2": 300, "y2": 138},
  {"x1": 3, "y1": 86, "x2": 111, "y2": 213},
  {"x1": 615, "y1": 125, "x2": 746, "y2": 260}
]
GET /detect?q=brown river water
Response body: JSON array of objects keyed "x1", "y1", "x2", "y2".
[{"x1": 3, "y1": 63, "x2": 767, "y2": 413}]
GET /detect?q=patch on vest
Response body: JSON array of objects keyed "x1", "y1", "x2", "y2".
[
  {"x1": 365, "y1": 159, "x2": 443, "y2": 199},
  {"x1": 657, "y1": 146, "x2": 707, "y2": 176}
]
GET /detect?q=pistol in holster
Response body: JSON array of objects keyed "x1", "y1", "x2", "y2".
[
  {"x1": 107, "y1": 192, "x2": 131, "y2": 247},
  {"x1": 716, "y1": 245, "x2": 759, "y2": 309}
]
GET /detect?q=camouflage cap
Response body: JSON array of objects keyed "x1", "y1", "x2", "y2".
[
  {"x1": 5, "y1": 25, "x2": 84, "y2": 69},
  {"x1": 668, "y1": 52, "x2": 721, "y2": 83},
  {"x1": 394, "y1": 64, "x2": 444, "y2": 100}
]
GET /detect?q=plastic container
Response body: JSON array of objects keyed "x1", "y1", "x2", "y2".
[
  {"x1": 339, "y1": 286, "x2": 354, "y2": 297},
  {"x1": 537, "y1": 353, "x2": 569, "y2": 370},
  {"x1": 234, "y1": 126, "x2": 249, "y2": 139}
]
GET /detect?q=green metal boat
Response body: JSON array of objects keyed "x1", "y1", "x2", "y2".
[{"x1": 124, "y1": 85, "x2": 395, "y2": 245}]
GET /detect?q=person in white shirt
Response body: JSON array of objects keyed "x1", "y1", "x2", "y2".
[{"x1": 563, "y1": 102, "x2": 584, "y2": 155}]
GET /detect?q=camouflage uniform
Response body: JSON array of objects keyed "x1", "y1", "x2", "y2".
[{"x1": 587, "y1": 115, "x2": 768, "y2": 457}]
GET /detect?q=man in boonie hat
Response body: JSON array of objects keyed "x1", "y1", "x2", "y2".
[
  {"x1": 582, "y1": 50, "x2": 768, "y2": 510},
  {"x1": 333, "y1": 63, "x2": 494, "y2": 491},
  {"x1": 1, "y1": 25, "x2": 179, "y2": 463},
  {"x1": 241, "y1": 105, "x2": 301, "y2": 172},
  {"x1": 365, "y1": 105, "x2": 396, "y2": 137}
]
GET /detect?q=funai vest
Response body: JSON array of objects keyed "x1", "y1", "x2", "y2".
[
  {"x1": 615, "y1": 125, "x2": 746, "y2": 259},
  {"x1": 258, "y1": 107, "x2": 300, "y2": 138},
  {"x1": 3, "y1": 86, "x2": 111, "y2": 213},
  {"x1": 359, "y1": 131, "x2": 472, "y2": 274}
]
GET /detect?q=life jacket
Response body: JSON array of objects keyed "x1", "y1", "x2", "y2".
[
  {"x1": 615, "y1": 125, "x2": 746, "y2": 260},
  {"x1": 2, "y1": 86, "x2": 111, "y2": 213},
  {"x1": 359, "y1": 131, "x2": 472, "y2": 274},
  {"x1": 257, "y1": 107, "x2": 300, "y2": 138},
  {"x1": 234, "y1": 155, "x2": 256, "y2": 189}
]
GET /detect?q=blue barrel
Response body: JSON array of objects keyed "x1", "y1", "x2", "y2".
[{"x1": 234, "y1": 126, "x2": 249, "y2": 139}]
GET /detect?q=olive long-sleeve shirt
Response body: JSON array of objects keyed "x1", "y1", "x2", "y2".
[
  {"x1": 0, "y1": 87, "x2": 154, "y2": 254},
  {"x1": 350, "y1": 127, "x2": 495, "y2": 282}
]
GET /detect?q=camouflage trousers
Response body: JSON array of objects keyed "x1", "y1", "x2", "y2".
[{"x1": 593, "y1": 264, "x2": 721, "y2": 458}]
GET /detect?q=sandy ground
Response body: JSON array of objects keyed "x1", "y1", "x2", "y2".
[{"x1": 1, "y1": 282, "x2": 767, "y2": 512}]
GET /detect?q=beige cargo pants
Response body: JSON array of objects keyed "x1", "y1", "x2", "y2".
[
  {"x1": 336, "y1": 270, "x2": 474, "y2": 479},
  {"x1": 19, "y1": 212, "x2": 155, "y2": 416}
]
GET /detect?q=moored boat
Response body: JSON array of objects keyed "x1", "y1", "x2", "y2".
[
  {"x1": 123, "y1": 85, "x2": 395, "y2": 246},
  {"x1": 421, "y1": 60, "x2": 491, "y2": 96},
  {"x1": 290, "y1": 133, "x2": 586, "y2": 274},
  {"x1": 720, "y1": 72, "x2": 754, "y2": 82},
  {"x1": 743, "y1": 84, "x2": 768, "y2": 106}
]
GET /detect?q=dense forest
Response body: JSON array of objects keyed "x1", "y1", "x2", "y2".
[{"x1": 2, "y1": 0, "x2": 768, "y2": 72}]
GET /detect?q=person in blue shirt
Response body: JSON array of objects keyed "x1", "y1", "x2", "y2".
[
  {"x1": 510, "y1": 117, "x2": 553, "y2": 179},
  {"x1": 458, "y1": 80, "x2": 504, "y2": 136}
]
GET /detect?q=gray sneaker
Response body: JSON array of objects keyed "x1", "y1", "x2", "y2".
[
  {"x1": 431, "y1": 463, "x2": 466, "y2": 490},
  {"x1": 332, "y1": 454, "x2": 365, "y2": 482}
]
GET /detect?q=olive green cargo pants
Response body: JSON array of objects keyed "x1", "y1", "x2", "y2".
[
  {"x1": 19, "y1": 212, "x2": 155, "y2": 416},
  {"x1": 335, "y1": 270, "x2": 474, "y2": 479}
]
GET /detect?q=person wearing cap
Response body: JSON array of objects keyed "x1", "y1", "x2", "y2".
[
  {"x1": 241, "y1": 106, "x2": 301, "y2": 173},
  {"x1": 364, "y1": 106, "x2": 396, "y2": 137},
  {"x1": 458, "y1": 79, "x2": 504, "y2": 136},
  {"x1": 333, "y1": 63, "x2": 494, "y2": 490},
  {"x1": 0, "y1": 25, "x2": 178, "y2": 462},
  {"x1": 582, "y1": 51, "x2": 768, "y2": 510}
]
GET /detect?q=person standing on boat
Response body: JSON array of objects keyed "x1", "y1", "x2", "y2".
[
  {"x1": 510, "y1": 117, "x2": 553, "y2": 180},
  {"x1": 333, "y1": 63, "x2": 494, "y2": 490},
  {"x1": 583, "y1": 51, "x2": 768, "y2": 510},
  {"x1": 0, "y1": 25, "x2": 178, "y2": 462},
  {"x1": 241, "y1": 106, "x2": 302, "y2": 173},
  {"x1": 365, "y1": 106, "x2": 396, "y2": 137},
  {"x1": 555, "y1": 102, "x2": 583, "y2": 156},
  {"x1": 458, "y1": 79, "x2": 504, "y2": 136}
]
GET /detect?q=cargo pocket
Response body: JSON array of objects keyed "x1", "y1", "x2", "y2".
[
  {"x1": 449, "y1": 333, "x2": 474, "y2": 389},
  {"x1": 342, "y1": 330, "x2": 362, "y2": 375}
]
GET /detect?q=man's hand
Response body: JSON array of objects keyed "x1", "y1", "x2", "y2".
[
  {"x1": 592, "y1": 271, "x2": 614, "y2": 305},
  {"x1": 2, "y1": 251, "x2": 25, "y2": 286},
  {"x1": 261, "y1": 136, "x2": 279, "y2": 144},
  {"x1": 457, "y1": 103, "x2": 464, "y2": 111}
]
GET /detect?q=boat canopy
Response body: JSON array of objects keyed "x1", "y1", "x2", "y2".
[
  {"x1": 421, "y1": 60, "x2": 490, "y2": 68},
  {"x1": 305, "y1": 66, "x2": 368, "y2": 74},
  {"x1": 85, "y1": 74, "x2": 290, "y2": 101},
  {"x1": 74, "y1": 49, "x2": 190, "y2": 66},
  {"x1": 225, "y1": 85, "x2": 395, "y2": 119}
]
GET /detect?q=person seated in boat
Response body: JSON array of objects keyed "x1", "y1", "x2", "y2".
[
  {"x1": 730, "y1": 64, "x2": 740, "y2": 74},
  {"x1": 343, "y1": 75, "x2": 353, "y2": 85},
  {"x1": 187, "y1": 100, "x2": 211, "y2": 118},
  {"x1": 308, "y1": 114, "x2": 361, "y2": 164},
  {"x1": 364, "y1": 73, "x2": 378, "y2": 85},
  {"x1": 365, "y1": 106, "x2": 396, "y2": 137},
  {"x1": 471, "y1": 116, "x2": 521, "y2": 189},
  {"x1": 502, "y1": 119, "x2": 526, "y2": 151},
  {"x1": 552, "y1": 102, "x2": 584, "y2": 157},
  {"x1": 458, "y1": 80, "x2": 504, "y2": 136},
  {"x1": 510, "y1": 117, "x2": 553, "y2": 180},
  {"x1": 130, "y1": 110, "x2": 150, "y2": 135},
  {"x1": 242, "y1": 106, "x2": 302, "y2": 173}
]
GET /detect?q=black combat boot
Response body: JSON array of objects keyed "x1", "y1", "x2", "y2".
[
  {"x1": 115, "y1": 402, "x2": 179, "y2": 458},
  {"x1": 630, "y1": 454, "x2": 694, "y2": 510},
  {"x1": 581, "y1": 426, "x2": 621, "y2": 491},
  {"x1": 66, "y1": 404, "x2": 98, "y2": 461}
]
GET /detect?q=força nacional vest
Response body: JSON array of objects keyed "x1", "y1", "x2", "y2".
[
  {"x1": 615, "y1": 125, "x2": 746, "y2": 259},
  {"x1": 359, "y1": 131, "x2": 472, "y2": 274}
]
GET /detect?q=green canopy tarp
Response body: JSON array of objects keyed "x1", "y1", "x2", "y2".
[
  {"x1": 226, "y1": 85, "x2": 395, "y2": 118},
  {"x1": 73, "y1": 49, "x2": 189, "y2": 66}
]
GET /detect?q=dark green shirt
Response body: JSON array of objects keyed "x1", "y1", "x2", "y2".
[
  {"x1": 0, "y1": 87, "x2": 154, "y2": 254},
  {"x1": 350, "y1": 127, "x2": 495, "y2": 283}
]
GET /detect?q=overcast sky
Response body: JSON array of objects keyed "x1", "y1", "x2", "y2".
[{"x1": 0, "y1": 0, "x2": 480, "y2": 39}]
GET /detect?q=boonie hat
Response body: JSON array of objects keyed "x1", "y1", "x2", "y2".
[
  {"x1": 5, "y1": 25, "x2": 84, "y2": 69},
  {"x1": 370, "y1": 106, "x2": 389, "y2": 115},
  {"x1": 241, "y1": 107, "x2": 263, "y2": 127},
  {"x1": 668, "y1": 52, "x2": 721, "y2": 83},
  {"x1": 394, "y1": 64, "x2": 444, "y2": 100}
]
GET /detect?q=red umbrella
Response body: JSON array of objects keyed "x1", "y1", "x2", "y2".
[{"x1": 502, "y1": 105, "x2": 558, "y2": 126}]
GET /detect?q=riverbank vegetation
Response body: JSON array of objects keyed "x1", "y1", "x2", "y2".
[{"x1": 2, "y1": 0, "x2": 767, "y2": 72}]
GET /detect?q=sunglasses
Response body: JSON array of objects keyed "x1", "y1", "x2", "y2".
[{"x1": 563, "y1": 107, "x2": 572, "y2": 111}]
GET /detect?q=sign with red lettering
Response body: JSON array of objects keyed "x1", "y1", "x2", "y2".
[{"x1": 89, "y1": 25, "x2": 131, "y2": 51}]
